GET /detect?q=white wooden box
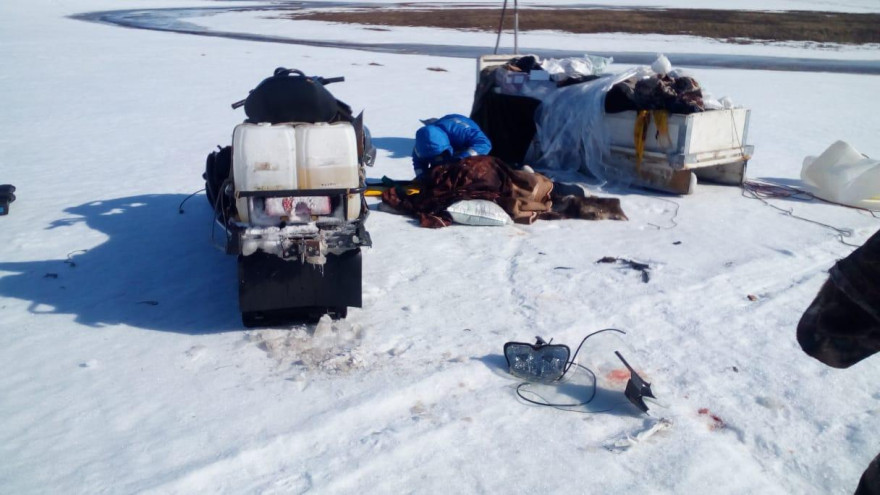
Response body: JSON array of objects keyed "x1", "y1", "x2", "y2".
[{"x1": 603, "y1": 108, "x2": 754, "y2": 194}]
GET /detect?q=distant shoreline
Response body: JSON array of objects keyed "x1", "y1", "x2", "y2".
[
  {"x1": 70, "y1": 7, "x2": 880, "y2": 74},
  {"x1": 282, "y1": 7, "x2": 880, "y2": 45}
]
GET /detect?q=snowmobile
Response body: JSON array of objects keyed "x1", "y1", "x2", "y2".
[{"x1": 204, "y1": 68, "x2": 375, "y2": 327}]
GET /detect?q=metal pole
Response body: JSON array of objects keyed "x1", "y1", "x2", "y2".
[
  {"x1": 513, "y1": 0, "x2": 519, "y2": 54},
  {"x1": 493, "y1": 0, "x2": 508, "y2": 55}
]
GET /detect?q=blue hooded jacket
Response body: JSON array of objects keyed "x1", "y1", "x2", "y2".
[{"x1": 412, "y1": 114, "x2": 492, "y2": 177}]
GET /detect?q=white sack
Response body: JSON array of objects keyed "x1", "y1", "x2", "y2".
[
  {"x1": 447, "y1": 200, "x2": 513, "y2": 226},
  {"x1": 801, "y1": 140, "x2": 880, "y2": 210}
]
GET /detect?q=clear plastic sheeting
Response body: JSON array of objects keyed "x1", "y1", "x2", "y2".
[
  {"x1": 488, "y1": 54, "x2": 613, "y2": 101},
  {"x1": 541, "y1": 54, "x2": 613, "y2": 82},
  {"x1": 525, "y1": 67, "x2": 651, "y2": 188},
  {"x1": 493, "y1": 68, "x2": 558, "y2": 101},
  {"x1": 801, "y1": 140, "x2": 880, "y2": 210}
]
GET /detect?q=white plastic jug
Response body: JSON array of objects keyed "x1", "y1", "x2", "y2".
[
  {"x1": 296, "y1": 122, "x2": 361, "y2": 220},
  {"x1": 801, "y1": 140, "x2": 880, "y2": 210},
  {"x1": 232, "y1": 123, "x2": 298, "y2": 222}
]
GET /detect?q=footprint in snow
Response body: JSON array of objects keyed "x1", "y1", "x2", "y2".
[
  {"x1": 185, "y1": 345, "x2": 206, "y2": 361},
  {"x1": 410, "y1": 401, "x2": 428, "y2": 416}
]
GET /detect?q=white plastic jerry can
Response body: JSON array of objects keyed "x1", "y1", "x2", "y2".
[
  {"x1": 232, "y1": 123, "x2": 298, "y2": 223},
  {"x1": 296, "y1": 122, "x2": 361, "y2": 219}
]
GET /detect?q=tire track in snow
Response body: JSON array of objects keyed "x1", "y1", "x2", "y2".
[
  {"x1": 501, "y1": 235, "x2": 537, "y2": 332},
  {"x1": 141, "y1": 364, "x2": 493, "y2": 493}
]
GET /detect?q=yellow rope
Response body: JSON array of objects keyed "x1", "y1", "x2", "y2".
[{"x1": 633, "y1": 110, "x2": 651, "y2": 176}]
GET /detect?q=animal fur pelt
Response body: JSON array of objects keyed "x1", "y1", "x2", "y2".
[{"x1": 381, "y1": 156, "x2": 626, "y2": 228}]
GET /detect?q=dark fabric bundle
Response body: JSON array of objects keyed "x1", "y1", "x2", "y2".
[
  {"x1": 605, "y1": 74, "x2": 704, "y2": 114},
  {"x1": 509, "y1": 55, "x2": 542, "y2": 73},
  {"x1": 797, "y1": 229, "x2": 880, "y2": 368}
]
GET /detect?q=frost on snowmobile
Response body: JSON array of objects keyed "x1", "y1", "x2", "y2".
[{"x1": 205, "y1": 68, "x2": 375, "y2": 327}]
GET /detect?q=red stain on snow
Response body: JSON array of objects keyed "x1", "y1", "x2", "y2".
[
  {"x1": 698, "y1": 408, "x2": 726, "y2": 430},
  {"x1": 606, "y1": 368, "x2": 631, "y2": 382}
]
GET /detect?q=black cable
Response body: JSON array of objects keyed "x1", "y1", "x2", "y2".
[
  {"x1": 515, "y1": 363, "x2": 596, "y2": 407},
  {"x1": 219, "y1": 178, "x2": 231, "y2": 227},
  {"x1": 647, "y1": 197, "x2": 680, "y2": 230},
  {"x1": 210, "y1": 178, "x2": 232, "y2": 249},
  {"x1": 741, "y1": 179, "x2": 879, "y2": 247},
  {"x1": 178, "y1": 188, "x2": 206, "y2": 214},
  {"x1": 64, "y1": 249, "x2": 88, "y2": 267},
  {"x1": 744, "y1": 179, "x2": 880, "y2": 217},
  {"x1": 563, "y1": 328, "x2": 626, "y2": 374},
  {"x1": 514, "y1": 363, "x2": 631, "y2": 414},
  {"x1": 516, "y1": 386, "x2": 630, "y2": 415}
]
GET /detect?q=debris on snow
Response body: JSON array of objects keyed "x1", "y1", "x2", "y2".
[
  {"x1": 64, "y1": 249, "x2": 88, "y2": 267},
  {"x1": 596, "y1": 256, "x2": 652, "y2": 283},
  {"x1": 605, "y1": 417, "x2": 673, "y2": 452},
  {"x1": 247, "y1": 316, "x2": 367, "y2": 375}
]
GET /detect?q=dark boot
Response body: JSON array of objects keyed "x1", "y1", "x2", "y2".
[
  {"x1": 797, "y1": 229, "x2": 880, "y2": 368},
  {"x1": 855, "y1": 453, "x2": 880, "y2": 495}
]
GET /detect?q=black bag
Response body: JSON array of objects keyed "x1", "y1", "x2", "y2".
[
  {"x1": 244, "y1": 68, "x2": 348, "y2": 124},
  {"x1": 204, "y1": 146, "x2": 231, "y2": 209}
]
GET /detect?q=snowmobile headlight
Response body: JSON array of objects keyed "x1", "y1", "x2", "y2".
[{"x1": 504, "y1": 337, "x2": 570, "y2": 383}]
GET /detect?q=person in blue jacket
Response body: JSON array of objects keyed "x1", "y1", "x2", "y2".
[{"x1": 412, "y1": 114, "x2": 492, "y2": 178}]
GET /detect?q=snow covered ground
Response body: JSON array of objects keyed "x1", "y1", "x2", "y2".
[{"x1": 1, "y1": 0, "x2": 879, "y2": 493}]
